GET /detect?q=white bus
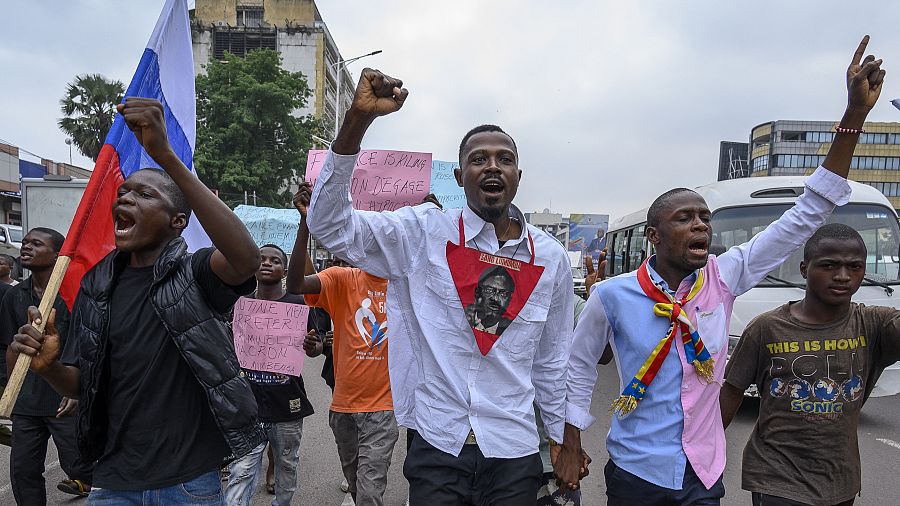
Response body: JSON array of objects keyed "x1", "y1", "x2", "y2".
[{"x1": 606, "y1": 176, "x2": 900, "y2": 397}]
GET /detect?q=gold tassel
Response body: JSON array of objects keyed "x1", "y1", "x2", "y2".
[
  {"x1": 610, "y1": 395, "x2": 638, "y2": 418},
  {"x1": 692, "y1": 358, "x2": 716, "y2": 383}
]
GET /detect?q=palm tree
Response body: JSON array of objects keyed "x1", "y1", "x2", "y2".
[{"x1": 58, "y1": 74, "x2": 125, "y2": 162}]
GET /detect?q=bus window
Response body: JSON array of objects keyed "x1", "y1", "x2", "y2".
[
  {"x1": 610, "y1": 232, "x2": 626, "y2": 276},
  {"x1": 628, "y1": 225, "x2": 646, "y2": 271},
  {"x1": 711, "y1": 203, "x2": 900, "y2": 285}
]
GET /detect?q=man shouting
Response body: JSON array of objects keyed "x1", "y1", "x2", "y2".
[{"x1": 307, "y1": 69, "x2": 577, "y2": 505}]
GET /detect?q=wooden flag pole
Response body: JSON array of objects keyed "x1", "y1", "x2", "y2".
[{"x1": 0, "y1": 256, "x2": 72, "y2": 418}]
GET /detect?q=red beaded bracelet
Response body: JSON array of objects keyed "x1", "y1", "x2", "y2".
[{"x1": 834, "y1": 124, "x2": 866, "y2": 134}]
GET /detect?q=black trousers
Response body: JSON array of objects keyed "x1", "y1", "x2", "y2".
[
  {"x1": 605, "y1": 459, "x2": 725, "y2": 506},
  {"x1": 10, "y1": 414, "x2": 93, "y2": 506},
  {"x1": 404, "y1": 434, "x2": 542, "y2": 506},
  {"x1": 752, "y1": 492, "x2": 854, "y2": 506}
]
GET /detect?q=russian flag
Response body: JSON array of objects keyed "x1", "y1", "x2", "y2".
[{"x1": 59, "y1": 0, "x2": 210, "y2": 308}]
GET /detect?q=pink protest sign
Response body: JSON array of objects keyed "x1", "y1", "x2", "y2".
[
  {"x1": 232, "y1": 296, "x2": 308, "y2": 376},
  {"x1": 306, "y1": 149, "x2": 432, "y2": 212}
]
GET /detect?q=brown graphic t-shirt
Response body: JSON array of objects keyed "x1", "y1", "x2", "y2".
[{"x1": 725, "y1": 303, "x2": 900, "y2": 506}]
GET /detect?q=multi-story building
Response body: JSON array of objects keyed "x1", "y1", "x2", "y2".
[
  {"x1": 190, "y1": 0, "x2": 355, "y2": 132},
  {"x1": 0, "y1": 142, "x2": 91, "y2": 225},
  {"x1": 524, "y1": 210, "x2": 568, "y2": 246},
  {"x1": 717, "y1": 141, "x2": 750, "y2": 181},
  {"x1": 721, "y1": 120, "x2": 900, "y2": 211}
]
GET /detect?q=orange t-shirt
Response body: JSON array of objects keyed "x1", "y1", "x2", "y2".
[{"x1": 305, "y1": 267, "x2": 392, "y2": 413}]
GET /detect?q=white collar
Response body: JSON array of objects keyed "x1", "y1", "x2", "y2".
[{"x1": 461, "y1": 204, "x2": 530, "y2": 253}]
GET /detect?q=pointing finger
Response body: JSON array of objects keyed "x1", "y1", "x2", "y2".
[{"x1": 851, "y1": 35, "x2": 870, "y2": 66}]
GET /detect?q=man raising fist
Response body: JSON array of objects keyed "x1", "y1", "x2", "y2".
[
  {"x1": 307, "y1": 69, "x2": 577, "y2": 504},
  {"x1": 10, "y1": 98, "x2": 262, "y2": 505}
]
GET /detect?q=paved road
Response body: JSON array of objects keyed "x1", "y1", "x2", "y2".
[{"x1": 2, "y1": 355, "x2": 899, "y2": 505}]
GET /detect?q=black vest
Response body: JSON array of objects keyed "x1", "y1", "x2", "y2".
[{"x1": 71, "y1": 238, "x2": 264, "y2": 462}]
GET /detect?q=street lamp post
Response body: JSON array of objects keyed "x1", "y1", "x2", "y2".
[
  {"x1": 331, "y1": 50, "x2": 382, "y2": 139},
  {"x1": 64, "y1": 138, "x2": 72, "y2": 165}
]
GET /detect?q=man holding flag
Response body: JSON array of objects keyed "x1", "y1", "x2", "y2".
[{"x1": 6, "y1": 0, "x2": 264, "y2": 504}]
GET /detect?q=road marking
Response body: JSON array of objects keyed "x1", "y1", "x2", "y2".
[
  {"x1": 0, "y1": 459, "x2": 60, "y2": 496},
  {"x1": 877, "y1": 438, "x2": 900, "y2": 450}
]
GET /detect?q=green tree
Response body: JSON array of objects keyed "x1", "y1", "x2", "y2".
[
  {"x1": 195, "y1": 49, "x2": 323, "y2": 208},
  {"x1": 58, "y1": 74, "x2": 125, "y2": 162}
]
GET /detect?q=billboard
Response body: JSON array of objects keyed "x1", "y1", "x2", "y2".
[{"x1": 568, "y1": 213, "x2": 609, "y2": 266}]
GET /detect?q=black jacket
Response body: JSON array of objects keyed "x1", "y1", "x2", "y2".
[{"x1": 70, "y1": 238, "x2": 264, "y2": 462}]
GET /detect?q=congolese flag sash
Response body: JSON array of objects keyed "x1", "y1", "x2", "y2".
[{"x1": 610, "y1": 259, "x2": 715, "y2": 418}]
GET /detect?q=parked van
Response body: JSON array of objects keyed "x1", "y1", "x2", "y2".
[
  {"x1": 0, "y1": 223, "x2": 22, "y2": 257},
  {"x1": 606, "y1": 176, "x2": 900, "y2": 397}
]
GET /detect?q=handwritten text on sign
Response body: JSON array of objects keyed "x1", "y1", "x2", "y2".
[
  {"x1": 430, "y1": 160, "x2": 466, "y2": 209},
  {"x1": 232, "y1": 297, "x2": 308, "y2": 376},
  {"x1": 233, "y1": 205, "x2": 301, "y2": 252},
  {"x1": 306, "y1": 149, "x2": 432, "y2": 212}
]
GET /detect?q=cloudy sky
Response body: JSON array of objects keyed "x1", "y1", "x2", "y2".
[{"x1": 3, "y1": 1, "x2": 900, "y2": 219}]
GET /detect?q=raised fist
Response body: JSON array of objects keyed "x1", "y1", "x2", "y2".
[
  {"x1": 348, "y1": 68, "x2": 409, "y2": 119},
  {"x1": 116, "y1": 98, "x2": 173, "y2": 161},
  {"x1": 293, "y1": 182, "x2": 312, "y2": 218}
]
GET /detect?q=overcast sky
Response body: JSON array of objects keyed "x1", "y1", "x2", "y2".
[{"x1": 3, "y1": 1, "x2": 900, "y2": 219}]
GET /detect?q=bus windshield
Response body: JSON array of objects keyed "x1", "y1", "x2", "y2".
[{"x1": 711, "y1": 203, "x2": 900, "y2": 286}]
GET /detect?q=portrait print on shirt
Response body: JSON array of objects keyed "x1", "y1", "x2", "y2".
[
  {"x1": 447, "y1": 216, "x2": 544, "y2": 356},
  {"x1": 464, "y1": 266, "x2": 516, "y2": 336}
]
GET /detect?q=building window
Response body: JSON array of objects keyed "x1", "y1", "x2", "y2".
[
  {"x1": 805, "y1": 131, "x2": 835, "y2": 143},
  {"x1": 751, "y1": 155, "x2": 769, "y2": 173},
  {"x1": 782, "y1": 131, "x2": 803, "y2": 142},
  {"x1": 5, "y1": 211, "x2": 21, "y2": 227},
  {"x1": 213, "y1": 28, "x2": 276, "y2": 59},
  {"x1": 237, "y1": 7, "x2": 264, "y2": 27},
  {"x1": 860, "y1": 133, "x2": 888, "y2": 144},
  {"x1": 774, "y1": 154, "x2": 825, "y2": 169},
  {"x1": 866, "y1": 181, "x2": 900, "y2": 197}
]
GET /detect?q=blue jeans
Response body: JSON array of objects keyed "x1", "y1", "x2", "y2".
[
  {"x1": 87, "y1": 470, "x2": 223, "y2": 505},
  {"x1": 224, "y1": 419, "x2": 303, "y2": 506}
]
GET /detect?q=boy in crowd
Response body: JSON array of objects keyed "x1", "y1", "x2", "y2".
[
  {"x1": 2, "y1": 228, "x2": 93, "y2": 503},
  {"x1": 558, "y1": 36, "x2": 884, "y2": 504},
  {"x1": 225, "y1": 244, "x2": 318, "y2": 506},
  {"x1": 289, "y1": 182, "x2": 397, "y2": 506},
  {"x1": 721, "y1": 224, "x2": 900, "y2": 506},
  {"x1": 308, "y1": 68, "x2": 575, "y2": 504},
  {"x1": 9, "y1": 97, "x2": 263, "y2": 504},
  {"x1": 0, "y1": 253, "x2": 19, "y2": 285}
]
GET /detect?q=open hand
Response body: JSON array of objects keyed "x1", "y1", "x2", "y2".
[
  {"x1": 9, "y1": 307, "x2": 59, "y2": 373},
  {"x1": 293, "y1": 182, "x2": 312, "y2": 219},
  {"x1": 349, "y1": 68, "x2": 409, "y2": 119},
  {"x1": 847, "y1": 35, "x2": 885, "y2": 111},
  {"x1": 116, "y1": 98, "x2": 173, "y2": 161}
]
